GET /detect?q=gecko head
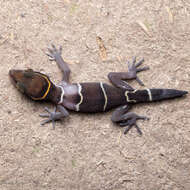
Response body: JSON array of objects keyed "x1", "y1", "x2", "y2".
[{"x1": 9, "y1": 69, "x2": 53, "y2": 101}]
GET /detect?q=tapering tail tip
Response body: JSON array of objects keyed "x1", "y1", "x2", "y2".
[
  {"x1": 151, "y1": 89, "x2": 188, "y2": 101},
  {"x1": 181, "y1": 90, "x2": 188, "y2": 96},
  {"x1": 163, "y1": 89, "x2": 188, "y2": 98}
]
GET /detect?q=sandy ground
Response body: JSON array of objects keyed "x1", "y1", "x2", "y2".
[{"x1": 0, "y1": 0, "x2": 190, "y2": 189}]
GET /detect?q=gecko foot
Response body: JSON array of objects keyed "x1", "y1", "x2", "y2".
[
  {"x1": 46, "y1": 44, "x2": 62, "y2": 61},
  {"x1": 118, "y1": 113, "x2": 149, "y2": 135},
  {"x1": 127, "y1": 57, "x2": 149, "y2": 86},
  {"x1": 39, "y1": 107, "x2": 62, "y2": 129}
]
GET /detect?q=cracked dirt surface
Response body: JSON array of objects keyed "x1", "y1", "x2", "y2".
[{"x1": 0, "y1": 0, "x2": 190, "y2": 189}]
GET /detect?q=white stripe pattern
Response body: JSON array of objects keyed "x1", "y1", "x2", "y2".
[
  {"x1": 76, "y1": 83, "x2": 83, "y2": 111},
  {"x1": 146, "y1": 88, "x2": 152, "y2": 101},
  {"x1": 57, "y1": 85, "x2": 65, "y2": 104},
  {"x1": 100, "y1": 82, "x2": 108, "y2": 111},
  {"x1": 125, "y1": 90, "x2": 137, "y2": 103}
]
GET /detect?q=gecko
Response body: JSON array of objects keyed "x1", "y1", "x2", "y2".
[{"x1": 9, "y1": 44, "x2": 188, "y2": 134}]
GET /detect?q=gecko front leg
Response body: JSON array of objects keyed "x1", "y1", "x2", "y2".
[
  {"x1": 46, "y1": 44, "x2": 71, "y2": 83},
  {"x1": 39, "y1": 105, "x2": 69, "y2": 129}
]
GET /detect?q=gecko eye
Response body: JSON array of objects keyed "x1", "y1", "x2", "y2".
[
  {"x1": 26, "y1": 69, "x2": 33, "y2": 72},
  {"x1": 23, "y1": 69, "x2": 34, "y2": 78}
]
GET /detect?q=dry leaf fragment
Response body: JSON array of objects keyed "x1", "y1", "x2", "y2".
[
  {"x1": 64, "y1": 0, "x2": 70, "y2": 3},
  {"x1": 117, "y1": 130, "x2": 122, "y2": 144},
  {"x1": 137, "y1": 20, "x2": 151, "y2": 36},
  {"x1": 10, "y1": 32, "x2": 14, "y2": 41},
  {"x1": 165, "y1": 6, "x2": 174, "y2": 23},
  {"x1": 70, "y1": 3, "x2": 78, "y2": 14},
  {"x1": 43, "y1": 4, "x2": 53, "y2": 22},
  {"x1": 117, "y1": 56, "x2": 122, "y2": 64},
  {"x1": 96, "y1": 36, "x2": 107, "y2": 61}
]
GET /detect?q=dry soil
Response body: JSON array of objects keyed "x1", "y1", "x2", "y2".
[{"x1": 0, "y1": 0, "x2": 190, "y2": 189}]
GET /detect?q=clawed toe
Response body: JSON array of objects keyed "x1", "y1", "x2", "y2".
[
  {"x1": 118, "y1": 114, "x2": 149, "y2": 135},
  {"x1": 40, "y1": 118, "x2": 52, "y2": 125},
  {"x1": 46, "y1": 44, "x2": 62, "y2": 61},
  {"x1": 124, "y1": 124, "x2": 142, "y2": 135},
  {"x1": 123, "y1": 122, "x2": 142, "y2": 135},
  {"x1": 39, "y1": 106, "x2": 69, "y2": 129},
  {"x1": 135, "y1": 58, "x2": 144, "y2": 67},
  {"x1": 124, "y1": 125, "x2": 134, "y2": 134},
  {"x1": 140, "y1": 116, "x2": 149, "y2": 120},
  {"x1": 59, "y1": 46, "x2": 62, "y2": 54},
  {"x1": 39, "y1": 107, "x2": 57, "y2": 129},
  {"x1": 41, "y1": 118, "x2": 55, "y2": 129},
  {"x1": 134, "y1": 124, "x2": 142, "y2": 135},
  {"x1": 136, "y1": 76, "x2": 144, "y2": 86},
  {"x1": 126, "y1": 57, "x2": 149, "y2": 86},
  {"x1": 39, "y1": 113, "x2": 50, "y2": 118},
  {"x1": 45, "y1": 52, "x2": 55, "y2": 61}
]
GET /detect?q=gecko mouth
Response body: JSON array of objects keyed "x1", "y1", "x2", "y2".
[
  {"x1": 9, "y1": 70, "x2": 18, "y2": 86},
  {"x1": 9, "y1": 69, "x2": 27, "y2": 94}
]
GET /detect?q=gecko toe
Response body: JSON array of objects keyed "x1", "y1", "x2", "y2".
[
  {"x1": 39, "y1": 113, "x2": 50, "y2": 118},
  {"x1": 135, "y1": 58, "x2": 144, "y2": 67},
  {"x1": 59, "y1": 46, "x2": 62, "y2": 54},
  {"x1": 134, "y1": 124, "x2": 142, "y2": 135},
  {"x1": 124, "y1": 125, "x2": 133, "y2": 134},
  {"x1": 40, "y1": 118, "x2": 52, "y2": 125},
  {"x1": 136, "y1": 76, "x2": 144, "y2": 86}
]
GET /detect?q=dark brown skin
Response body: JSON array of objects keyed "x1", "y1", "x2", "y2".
[
  {"x1": 9, "y1": 69, "x2": 61, "y2": 103},
  {"x1": 9, "y1": 44, "x2": 188, "y2": 134}
]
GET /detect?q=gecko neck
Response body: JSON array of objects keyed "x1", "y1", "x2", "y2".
[{"x1": 47, "y1": 83, "x2": 63, "y2": 104}]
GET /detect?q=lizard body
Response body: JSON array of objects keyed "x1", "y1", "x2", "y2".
[{"x1": 9, "y1": 44, "x2": 188, "y2": 134}]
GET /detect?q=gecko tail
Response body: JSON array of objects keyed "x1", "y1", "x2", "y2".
[
  {"x1": 149, "y1": 89, "x2": 188, "y2": 101},
  {"x1": 126, "y1": 88, "x2": 188, "y2": 103}
]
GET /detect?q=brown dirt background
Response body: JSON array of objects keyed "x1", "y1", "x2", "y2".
[{"x1": 0, "y1": 0, "x2": 190, "y2": 189}]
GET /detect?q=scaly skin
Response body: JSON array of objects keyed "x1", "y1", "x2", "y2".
[{"x1": 9, "y1": 44, "x2": 188, "y2": 135}]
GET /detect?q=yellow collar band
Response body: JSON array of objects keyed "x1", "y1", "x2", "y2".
[{"x1": 31, "y1": 74, "x2": 51, "y2": 100}]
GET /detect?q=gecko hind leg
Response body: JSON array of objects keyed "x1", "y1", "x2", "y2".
[
  {"x1": 108, "y1": 57, "x2": 149, "y2": 90},
  {"x1": 111, "y1": 105, "x2": 149, "y2": 135},
  {"x1": 118, "y1": 114, "x2": 148, "y2": 135}
]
